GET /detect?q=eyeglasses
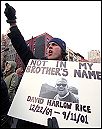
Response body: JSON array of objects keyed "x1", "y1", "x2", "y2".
[{"x1": 56, "y1": 84, "x2": 67, "y2": 87}]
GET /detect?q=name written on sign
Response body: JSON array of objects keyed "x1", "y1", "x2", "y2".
[
  {"x1": 74, "y1": 63, "x2": 101, "y2": 80},
  {"x1": 25, "y1": 60, "x2": 68, "y2": 77}
]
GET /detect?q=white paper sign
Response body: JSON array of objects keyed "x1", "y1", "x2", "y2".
[{"x1": 8, "y1": 59, "x2": 101, "y2": 128}]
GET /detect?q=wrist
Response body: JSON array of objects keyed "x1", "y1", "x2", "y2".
[
  {"x1": 6, "y1": 19, "x2": 16, "y2": 24},
  {"x1": 10, "y1": 22, "x2": 17, "y2": 27}
]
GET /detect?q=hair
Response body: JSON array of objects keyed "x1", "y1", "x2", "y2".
[{"x1": 61, "y1": 50, "x2": 68, "y2": 61}]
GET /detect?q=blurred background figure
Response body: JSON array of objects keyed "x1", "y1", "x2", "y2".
[
  {"x1": 3, "y1": 61, "x2": 19, "y2": 103},
  {"x1": 1, "y1": 69, "x2": 11, "y2": 128},
  {"x1": 15, "y1": 67, "x2": 24, "y2": 93}
]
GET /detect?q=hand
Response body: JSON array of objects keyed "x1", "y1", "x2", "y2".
[
  {"x1": 4, "y1": 3, "x2": 17, "y2": 24},
  {"x1": 47, "y1": 117, "x2": 59, "y2": 128}
]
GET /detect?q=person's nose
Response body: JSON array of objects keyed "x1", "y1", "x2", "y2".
[
  {"x1": 60, "y1": 85, "x2": 63, "y2": 88},
  {"x1": 58, "y1": 85, "x2": 63, "y2": 88},
  {"x1": 48, "y1": 44, "x2": 53, "y2": 48}
]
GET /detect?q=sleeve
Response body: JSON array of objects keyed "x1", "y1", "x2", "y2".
[
  {"x1": 8, "y1": 74, "x2": 18, "y2": 102},
  {"x1": 1, "y1": 77, "x2": 10, "y2": 115},
  {"x1": 7, "y1": 26, "x2": 36, "y2": 67}
]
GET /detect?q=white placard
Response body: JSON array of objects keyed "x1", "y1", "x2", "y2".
[{"x1": 8, "y1": 59, "x2": 101, "y2": 128}]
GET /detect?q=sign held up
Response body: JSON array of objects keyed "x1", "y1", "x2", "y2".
[{"x1": 8, "y1": 59, "x2": 101, "y2": 128}]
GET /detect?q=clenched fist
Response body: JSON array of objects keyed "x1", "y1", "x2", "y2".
[{"x1": 4, "y1": 3, "x2": 17, "y2": 24}]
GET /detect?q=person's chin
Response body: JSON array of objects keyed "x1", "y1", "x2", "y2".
[
  {"x1": 48, "y1": 55, "x2": 54, "y2": 60},
  {"x1": 58, "y1": 91, "x2": 64, "y2": 95},
  {"x1": 48, "y1": 55, "x2": 59, "y2": 60}
]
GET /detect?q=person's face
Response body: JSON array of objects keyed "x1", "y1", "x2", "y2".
[
  {"x1": 46, "y1": 42, "x2": 62, "y2": 60},
  {"x1": 5, "y1": 63, "x2": 11, "y2": 72},
  {"x1": 56, "y1": 80, "x2": 68, "y2": 97},
  {"x1": 16, "y1": 67, "x2": 24, "y2": 75}
]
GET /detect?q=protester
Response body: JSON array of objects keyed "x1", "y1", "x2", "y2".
[
  {"x1": 1, "y1": 69, "x2": 11, "y2": 128},
  {"x1": 15, "y1": 67, "x2": 24, "y2": 93},
  {"x1": 3, "y1": 61, "x2": 19, "y2": 103},
  {"x1": 16, "y1": 67, "x2": 24, "y2": 79},
  {"x1": 4, "y1": 3, "x2": 68, "y2": 128},
  {"x1": 54, "y1": 78, "x2": 79, "y2": 103}
]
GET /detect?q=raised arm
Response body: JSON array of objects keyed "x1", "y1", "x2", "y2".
[{"x1": 4, "y1": 3, "x2": 36, "y2": 67}]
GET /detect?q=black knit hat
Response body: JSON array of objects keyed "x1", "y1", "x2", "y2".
[{"x1": 48, "y1": 38, "x2": 66, "y2": 52}]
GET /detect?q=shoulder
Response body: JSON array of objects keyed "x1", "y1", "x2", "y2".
[
  {"x1": 10, "y1": 72, "x2": 18, "y2": 77},
  {"x1": 9, "y1": 73, "x2": 18, "y2": 81},
  {"x1": 54, "y1": 94, "x2": 59, "y2": 100},
  {"x1": 69, "y1": 92, "x2": 79, "y2": 103}
]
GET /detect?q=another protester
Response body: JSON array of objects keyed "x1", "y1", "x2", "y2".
[
  {"x1": 3, "y1": 61, "x2": 19, "y2": 103},
  {"x1": 15, "y1": 67, "x2": 24, "y2": 93},
  {"x1": 1, "y1": 69, "x2": 11, "y2": 128}
]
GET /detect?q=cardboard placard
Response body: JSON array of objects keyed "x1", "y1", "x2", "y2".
[{"x1": 8, "y1": 59, "x2": 101, "y2": 128}]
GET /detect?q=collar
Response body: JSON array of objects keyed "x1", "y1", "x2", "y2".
[{"x1": 58, "y1": 92, "x2": 69, "y2": 99}]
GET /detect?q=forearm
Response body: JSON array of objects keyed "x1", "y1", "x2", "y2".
[
  {"x1": 7, "y1": 25, "x2": 35, "y2": 67},
  {"x1": 10, "y1": 22, "x2": 17, "y2": 27}
]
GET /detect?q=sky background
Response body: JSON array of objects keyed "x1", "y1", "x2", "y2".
[{"x1": 1, "y1": 1, "x2": 101, "y2": 59}]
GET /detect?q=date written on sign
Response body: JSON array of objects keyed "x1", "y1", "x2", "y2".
[
  {"x1": 62, "y1": 111, "x2": 88, "y2": 124},
  {"x1": 29, "y1": 104, "x2": 52, "y2": 116}
]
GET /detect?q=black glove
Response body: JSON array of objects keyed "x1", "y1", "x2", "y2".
[
  {"x1": 47, "y1": 117, "x2": 59, "y2": 128},
  {"x1": 4, "y1": 3, "x2": 17, "y2": 24}
]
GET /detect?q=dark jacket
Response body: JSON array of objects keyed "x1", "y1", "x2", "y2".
[
  {"x1": 1, "y1": 70, "x2": 11, "y2": 128},
  {"x1": 54, "y1": 92, "x2": 79, "y2": 103},
  {"x1": 1, "y1": 76, "x2": 10, "y2": 116}
]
